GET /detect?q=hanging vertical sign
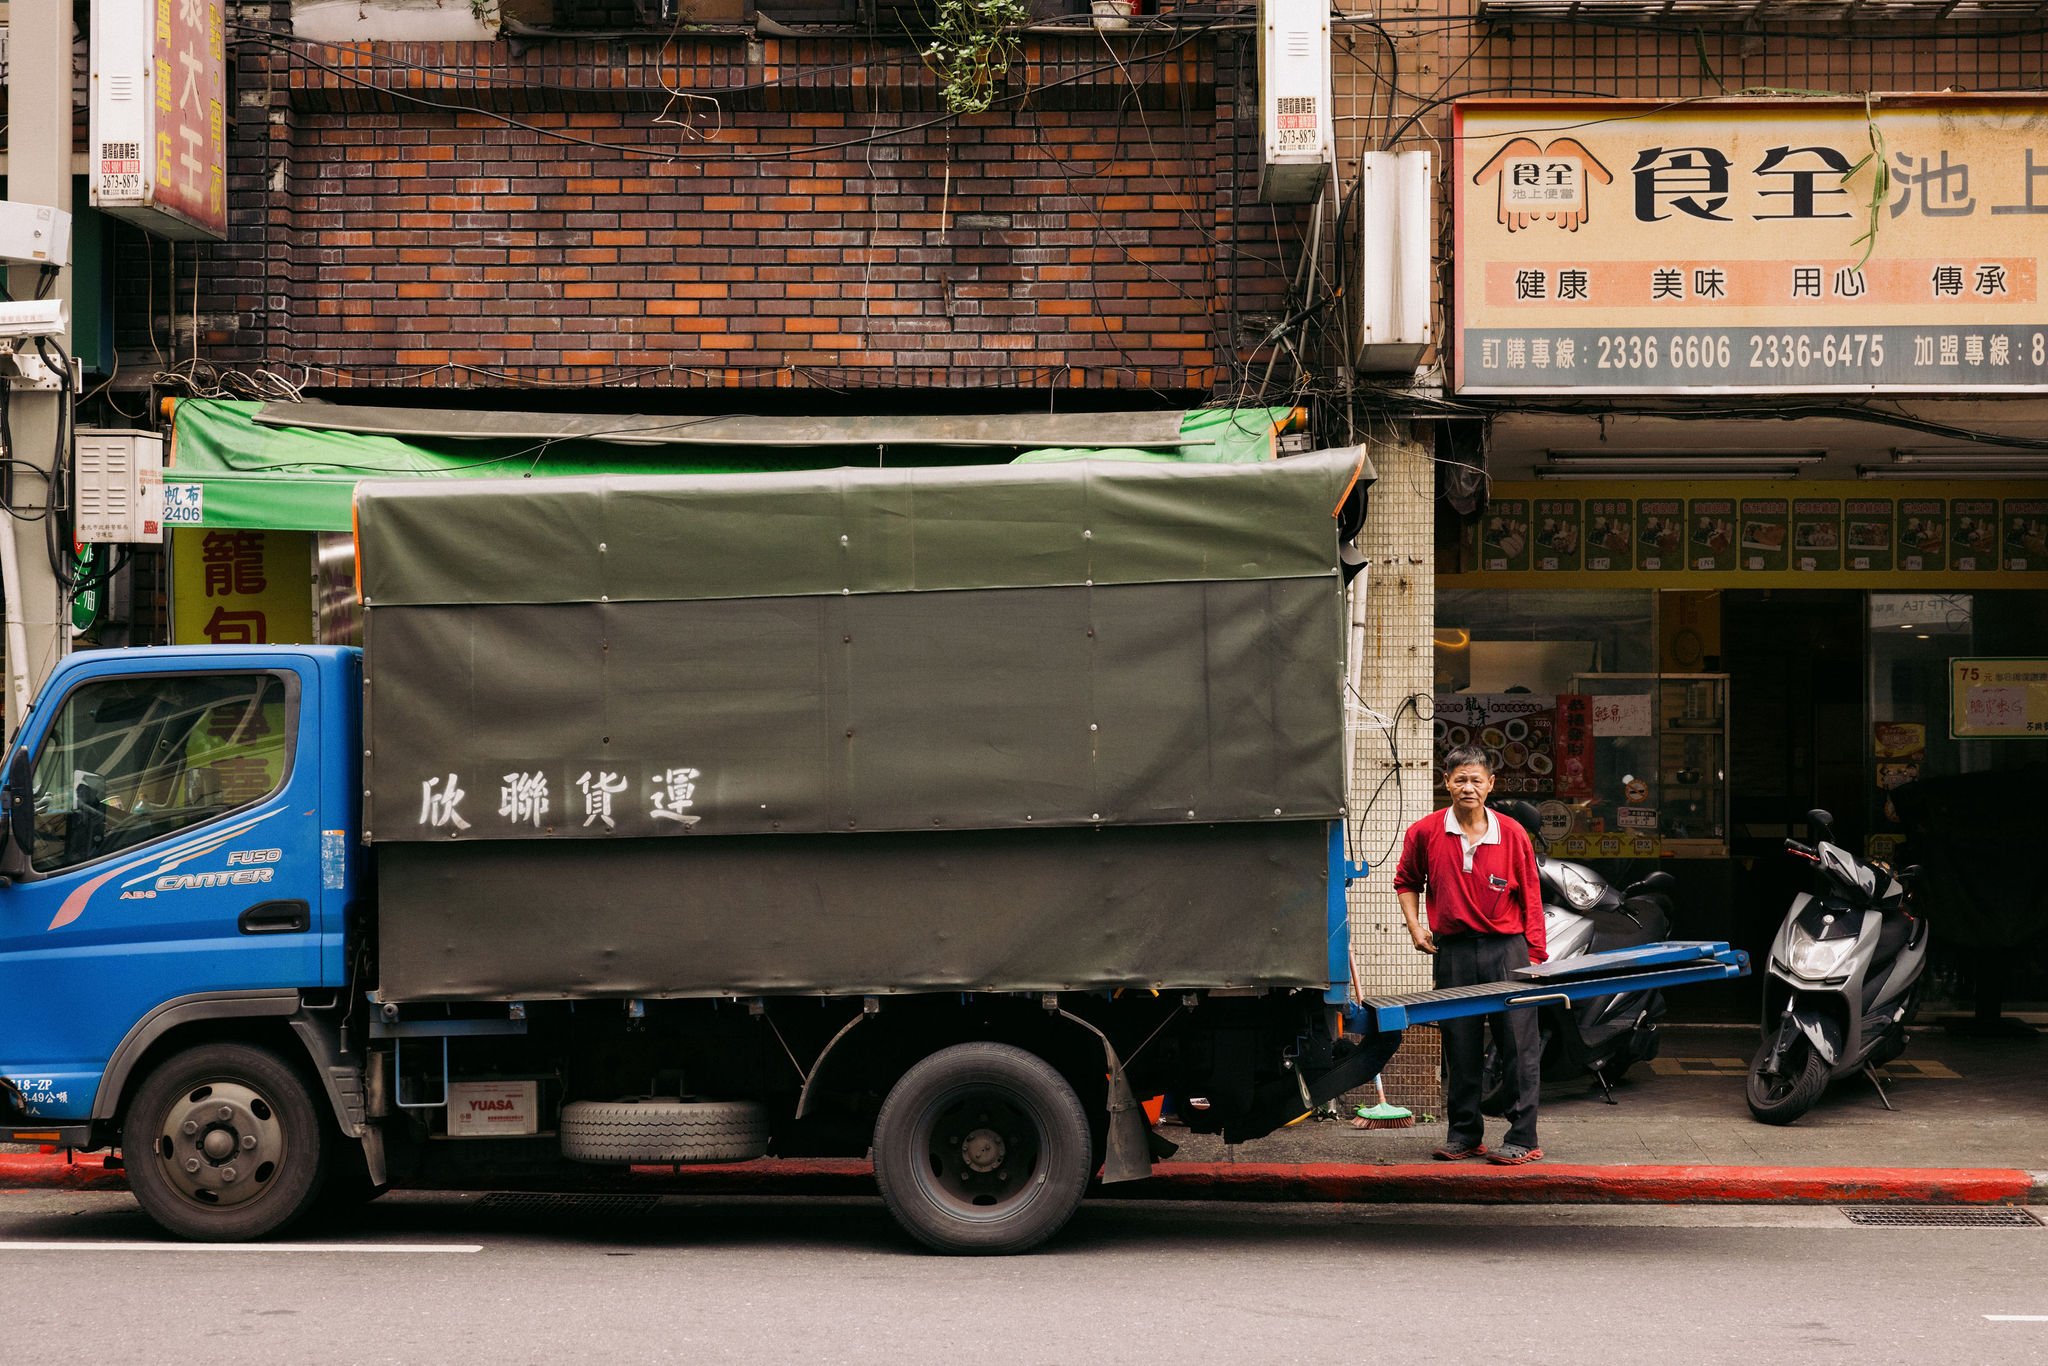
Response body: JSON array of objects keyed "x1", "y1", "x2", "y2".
[
  {"x1": 90, "y1": 0, "x2": 229, "y2": 240},
  {"x1": 1554, "y1": 694, "x2": 1596, "y2": 799},
  {"x1": 171, "y1": 529, "x2": 313, "y2": 646}
]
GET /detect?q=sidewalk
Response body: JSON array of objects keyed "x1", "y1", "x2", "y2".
[{"x1": 6, "y1": 1026, "x2": 2042, "y2": 1205}]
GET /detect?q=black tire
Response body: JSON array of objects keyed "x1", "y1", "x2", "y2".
[
  {"x1": 873, "y1": 1042, "x2": 1092, "y2": 1255},
  {"x1": 559, "y1": 1098, "x2": 770, "y2": 1164},
  {"x1": 1746, "y1": 1037, "x2": 1828, "y2": 1125},
  {"x1": 124, "y1": 1042, "x2": 329, "y2": 1242}
]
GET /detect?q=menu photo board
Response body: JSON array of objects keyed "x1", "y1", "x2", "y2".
[
  {"x1": 1481, "y1": 499, "x2": 1532, "y2": 571},
  {"x1": 1950, "y1": 657, "x2": 2048, "y2": 738},
  {"x1": 2007, "y1": 500, "x2": 2048, "y2": 571},
  {"x1": 1844, "y1": 499, "x2": 1895, "y2": 571},
  {"x1": 1792, "y1": 498, "x2": 1842, "y2": 571},
  {"x1": 1434, "y1": 693, "x2": 1557, "y2": 797},
  {"x1": 1953, "y1": 499, "x2": 1999, "y2": 571},
  {"x1": 1739, "y1": 497, "x2": 1790, "y2": 572},
  {"x1": 1688, "y1": 498, "x2": 1737, "y2": 572},
  {"x1": 1585, "y1": 499, "x2": 1634, "y2": 571},
  {"x1": 1533, "y1": 499, "x2": 1583, "y2": 570},
  {"x1": 1637, "y1": 498, "x2": 1684, "y2": 570},
  {"x1": 1896, "y1": 499, "x2": 1947, "y2": 572}
]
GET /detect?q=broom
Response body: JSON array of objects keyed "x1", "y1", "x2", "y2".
[{"x1": 1351, "y1": 1074, "x2": 1415, "y2": 1129}]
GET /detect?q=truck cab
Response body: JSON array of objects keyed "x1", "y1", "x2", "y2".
[{"x1": 0, "y1": 646, "x2": 360, "y2": 1167}]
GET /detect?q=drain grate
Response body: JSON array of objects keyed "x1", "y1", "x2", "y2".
[
  {"x1": 1843, "y1": 1206, "x2": 2041, "y2": 1228},
  {"x1": 473, "y1": 1193, "x2": 661, "y2": 1216}
]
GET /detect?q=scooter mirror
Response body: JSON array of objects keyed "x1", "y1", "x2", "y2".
[
  {"x1": 1497, "y1": 798, "x2": 1543, "y2": 840},
  {"x1": 1806, "y1": 808, "x2": 1835, "y2": 838},
  {"x1": 1636, "y1": 870, "x2": 1678, "y2": 894}
]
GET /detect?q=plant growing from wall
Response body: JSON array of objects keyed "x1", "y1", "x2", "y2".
[{"x1": 921, "y1": 0, "x2": 1030, "y2": 116}]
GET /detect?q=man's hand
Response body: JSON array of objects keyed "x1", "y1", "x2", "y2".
[{"x1": 1409, "y1": 924, "x2": 1437, "y2": 954}]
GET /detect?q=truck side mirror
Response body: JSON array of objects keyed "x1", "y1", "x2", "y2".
[{"x1": 2, "y1": 747, "x2": 33, "y2": 878}]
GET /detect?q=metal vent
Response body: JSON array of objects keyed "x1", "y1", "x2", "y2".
[
  {"x1": 1843, "y1": 1207, "x2": 2041, "y2": 1227},
  {"x1": 473, "y1": 1193, "x2": 661, "y2": 1216}
]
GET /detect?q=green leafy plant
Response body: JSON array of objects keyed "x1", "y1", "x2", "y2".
[{"x1": 921, "y1": 0, "x2": 1030, "y2": 116}]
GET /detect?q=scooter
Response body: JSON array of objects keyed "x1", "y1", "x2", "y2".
[
  {"x1": 1746, "y1": 808, "x2": 1929, "y2": 1125},
  {"x1": 1483, "y1": 801, "x2": 1679, "y2": 1110}
]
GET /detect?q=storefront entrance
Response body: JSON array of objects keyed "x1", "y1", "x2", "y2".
[{"x1": 1436, "y1": 583, "x2": 2048, "y2": 1026}]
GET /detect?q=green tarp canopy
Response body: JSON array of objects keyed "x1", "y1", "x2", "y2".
[{"x1": 163, "y1": 399, "x2": 1294, "y2": 532}]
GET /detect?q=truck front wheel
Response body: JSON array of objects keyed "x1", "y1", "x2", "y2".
[
  {"x1": 872, "y1": 1042, "x2": 1091, "y2": 1255},
  {"x1": 124, "y1": 1042, "x2": 329, "y2": 1242}
]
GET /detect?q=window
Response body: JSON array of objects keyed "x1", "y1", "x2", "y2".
[{"x1": 29, "y1": 673, "x2": 293, "y2": 873}]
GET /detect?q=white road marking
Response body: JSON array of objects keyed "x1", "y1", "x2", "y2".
[
  {"x1": 1984, "y1": 1316, "x2": 2048, "y2": 1322},
  {"x1": 0, "y1": 1241, "x2": 481, "y2": 1253}
]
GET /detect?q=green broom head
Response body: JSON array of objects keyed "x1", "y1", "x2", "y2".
[{"x1": 1355, "y1": 1100, "x2": 1413, "y2": 1121}]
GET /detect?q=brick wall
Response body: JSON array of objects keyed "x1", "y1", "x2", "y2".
[{"x1": 135, "y1": 18, "x2": 1307, "y2": 399}]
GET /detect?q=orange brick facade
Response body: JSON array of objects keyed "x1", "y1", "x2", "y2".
[{"x1": 165, "y1": 10, "x2": 1306, "y2": 401}]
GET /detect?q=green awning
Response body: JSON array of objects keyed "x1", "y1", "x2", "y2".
[{"x1": 164, "y1": 399, "x2": 1291, "y2": 533}]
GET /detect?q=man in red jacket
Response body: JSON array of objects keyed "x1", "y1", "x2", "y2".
[{"x1": 1394, "y1": 745, "x2": 1548, "y2": 1165}]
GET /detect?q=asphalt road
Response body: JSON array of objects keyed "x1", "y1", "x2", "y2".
[{"x1": 3, "y1": 1191, "x2": 2044, "y2": 1365}]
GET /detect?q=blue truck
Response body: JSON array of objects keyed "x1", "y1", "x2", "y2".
[{"x1": 0, "y1": 453, "x2": 1745, "y2": 1252}]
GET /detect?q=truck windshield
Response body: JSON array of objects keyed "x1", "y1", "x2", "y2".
[{"x1": 29, "y1": 673, "x2": 292, "y2": 873}]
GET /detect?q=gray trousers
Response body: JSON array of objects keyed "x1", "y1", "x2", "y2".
[{"x1": 1435, "y1": 932, "x2": 1541, "y2": 1150}]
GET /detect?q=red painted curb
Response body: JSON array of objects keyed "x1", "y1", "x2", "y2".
[
  {"x1": 1116, "y1": 1162, "x2": 2039, "y2": 1206},
  {"x1": 0, "y1": 1153, "x2": 129, "y2": 1193},
  {"x1": 3, "y1": 1152, "x2": 2034, "y2": 1206}
]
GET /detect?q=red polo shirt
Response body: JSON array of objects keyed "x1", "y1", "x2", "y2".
[{"x1": 1392, "y1": 805, "x2": 1547, "y2": 962}]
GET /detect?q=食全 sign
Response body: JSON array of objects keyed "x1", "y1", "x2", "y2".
[{"x1": 1454, "y1": 98, "x2": 2048, "y2": 394}]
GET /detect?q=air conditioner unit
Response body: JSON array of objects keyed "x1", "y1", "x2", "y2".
[
  {"x1": 1257, "y1": 0, "x2": 1333, "y2": 203},
  {"x1": 1351, "y1": 150, "x2": 1434, "y2": 374},
  {"x1": 74, "y1": 429, "x2": 165, "y2": 544}
]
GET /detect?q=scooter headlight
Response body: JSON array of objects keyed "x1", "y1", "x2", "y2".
[
  {"x1": 1786, "y1": 934, "x2": 1860, "y2": 980},
  {"x1": 1555, "y1": 863, "x2": 1604, "y2": 911}
]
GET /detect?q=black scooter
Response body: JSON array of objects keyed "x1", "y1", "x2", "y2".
[{"x1": 1482, "y1": 800, "x2": 1679, "y2": 1110}]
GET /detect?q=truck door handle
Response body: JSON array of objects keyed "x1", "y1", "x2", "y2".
[{"x1": 238, "y1": 900, "x2": 310, "y2": 935}]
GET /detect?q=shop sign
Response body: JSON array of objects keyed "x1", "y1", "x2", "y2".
[
  {"x1": 171, "y1": 529, "x2": 313, "y2": 646},
  {"x1": 1554, "y1": 694, "x2": 1596, "y2": 798},
  {"x1": 1453, "y1": 98, "x2": 2048, "y2": 394},
  {"x1": 91, "y1": 0, "x2": 229, "y2": 241},
  {"x1": 1949, "y1": 657, "x2": 2048, "y2": 738}
]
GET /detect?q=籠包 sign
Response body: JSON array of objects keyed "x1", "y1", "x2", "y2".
[{"x1": 1453, "y1": 98, "x2": 2048, "y2": 395}]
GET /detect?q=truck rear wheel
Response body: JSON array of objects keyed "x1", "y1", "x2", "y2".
[
  {"x1": 873, "y1": 1042, "x2": 1091, "y2": 1255},
  {"x1": 124, "y1": 1042, "x2": 329, "y2": 1242}
]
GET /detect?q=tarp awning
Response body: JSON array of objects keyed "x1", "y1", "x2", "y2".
[
  {"x1": 252, "y1": 402, "x2": 1195, "y2": 450},
  {"x1": 164, "y1": 400, "x2": 1292, "y2": 532}
]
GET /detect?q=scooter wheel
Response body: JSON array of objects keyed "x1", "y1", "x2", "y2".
[{"x1": 1745, "y1": 1038, "x2": 1827, "y2": 1125}]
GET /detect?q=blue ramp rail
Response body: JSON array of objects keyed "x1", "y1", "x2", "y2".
[{"x1": 1351, "y1": 941, "x2": 1750, "y2": 1032}]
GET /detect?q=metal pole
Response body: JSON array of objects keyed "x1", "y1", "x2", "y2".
[{"x1": 3, "y1": 4, "x2": 75, "y2": 738}]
